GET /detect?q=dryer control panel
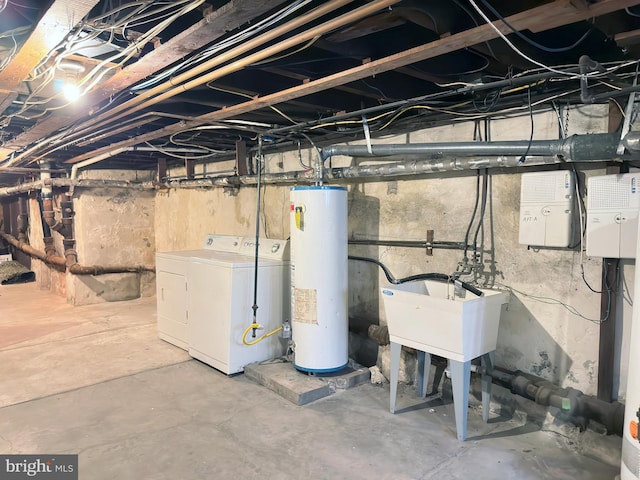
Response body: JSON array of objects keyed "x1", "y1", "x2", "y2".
[{"x1": 239, "y1": 237, "x2": 289, "y2": 261}]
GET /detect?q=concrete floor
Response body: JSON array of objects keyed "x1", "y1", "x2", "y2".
[{"x1": 0, "y1": 283, "x2": 621, "y2": 479}]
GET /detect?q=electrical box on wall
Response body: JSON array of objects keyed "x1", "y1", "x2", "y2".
[
  {"x1": 519, "y1": 170, "x2": 575, "y2": 247},
  {"x1": 586, "y1": 173, "x2": 640, "y2": 259}
]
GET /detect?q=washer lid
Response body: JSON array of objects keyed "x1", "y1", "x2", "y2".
[{"x1": 190, "y1": 249, "x2": 287, "y2": 267}]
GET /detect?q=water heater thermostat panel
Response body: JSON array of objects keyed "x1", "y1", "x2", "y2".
[{"x1": 519, "y1": 170, "x2": 574, "y2": 247}]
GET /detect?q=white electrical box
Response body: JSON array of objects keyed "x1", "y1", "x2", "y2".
[
  {"x1": 519, "y1": 170, "x2": 575, "y2": 247},
  {"x1": 586, "y1": 173, "x2": 640, "y2": 258}
]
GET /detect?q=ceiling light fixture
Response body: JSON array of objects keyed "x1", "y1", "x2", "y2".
[{"x1": 58, "y1": 62, "x2": 85, "y2": 102}]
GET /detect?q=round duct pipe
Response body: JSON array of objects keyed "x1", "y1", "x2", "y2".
[{"x1": 320, "y1": 133, "x2": 621, "y2": 162}]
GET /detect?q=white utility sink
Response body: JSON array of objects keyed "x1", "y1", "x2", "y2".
[{"x1": 381, "y1": 280, "x2": 507, "y2": 362}]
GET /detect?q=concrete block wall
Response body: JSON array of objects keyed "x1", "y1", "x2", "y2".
[{"x1": 155, "y1": 105, "x2": 631, "y2": 401}]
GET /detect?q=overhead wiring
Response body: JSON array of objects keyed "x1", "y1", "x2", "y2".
[
  {"x1": 206, "y1": 82, "x2": 301, "y2": 125},
  {"x1": 247, "y1": 35, "x2": 321, "y2": 67},
  {"x1": 466, "y1": 0, "x2": 584, "y2": 77},
  {"x1": 2, "y1": 0, "x2": 207, "y2": 123},
  {"x1": 518, "y1": 87, "x2": 534, "y2": 164},
  {"x1": 625, "y1": 6, "x2": 640, "y2": 18},
  {"x1": 131, "y1": 0, "x2": 312, "y2": 91},
  {"x1": 478, "y1": 0, "x2": 593, "y2": 53}
]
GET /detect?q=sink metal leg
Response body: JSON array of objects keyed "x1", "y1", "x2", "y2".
[
  {"x1": 390, "y1": 342, "x2": 401, "y2": 414},
  {"x1": 449, "y1": 359, "x2": 471, "y2": 441},
  {"x1": 416, "y1": 350, "x2": 431, "y2": 397},
  {"x1": 481, "y1": 352, "x2": 494, "y2": 423}
]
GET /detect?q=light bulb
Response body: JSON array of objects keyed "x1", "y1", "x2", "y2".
[{"x1": 62, "y1": 82, "x2": 81, "y2": 102}]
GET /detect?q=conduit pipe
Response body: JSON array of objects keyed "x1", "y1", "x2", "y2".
[{"x1": 38, "y1": 0, "x2": 390, "y2": 155}]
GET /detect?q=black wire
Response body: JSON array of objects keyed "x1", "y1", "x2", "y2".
[
  {"x1": 463, "y1": 171, "x2": 481, "y2": 258},
  {"x1": 452, "y1": 0, "x2": 499, "y2": 60},
  {"x1": 518, "y1": 88, "x2": 534, "y2": 164},
  {"x1": 472, "y1": 169, "x2": 488, "y2": 256},
  {"x1": 479, "y1": 0, "x2": 593, "y2": 53}
]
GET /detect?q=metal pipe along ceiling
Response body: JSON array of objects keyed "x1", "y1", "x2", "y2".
[
  {"x1": 0, "y1": 132, "x2": 625, "y2": 196},
  {"x1": 321, "y1": 133, "x2": 621, "y2": 161}
]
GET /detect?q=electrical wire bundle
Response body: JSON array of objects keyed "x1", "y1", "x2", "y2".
[{"x1": 2, "y1": 0, "x2": 206, "y2": 124}]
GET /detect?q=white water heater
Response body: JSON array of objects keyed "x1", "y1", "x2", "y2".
[
  {"x1": 621, "y1": 210, "x2": 640, "y2": 479},
  {"x1": 290, "y1": 185, "x2": 348, "y2": 373}
]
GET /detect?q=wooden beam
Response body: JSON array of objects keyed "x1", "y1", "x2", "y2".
[
  {"x1": 64, "y1": 0, "x2": 640, "y2": 164},
  {"x1": 0, "y1": 0, "x2": 289, "y2": 152},
  {"x1": 0, "y1": 0, "x2": 101, "y2": 113},
  {"x1": 615, "y1": 28, "x2": 640, "y2": 47}
]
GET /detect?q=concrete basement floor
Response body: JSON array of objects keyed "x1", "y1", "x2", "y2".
[{"x1": 0, "y1": 283, "x2": 621, "y2": 480}]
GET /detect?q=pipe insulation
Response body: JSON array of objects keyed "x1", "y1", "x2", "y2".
[
  {"x1": 321, "y1": 133, "x2": 621, "y2": 161},
  {"x1": 0, "y1": 133, "x2": 627, "y2": 197},
  {"x1": 0, "y1": 178, "x2": 156, "y2": 197}
]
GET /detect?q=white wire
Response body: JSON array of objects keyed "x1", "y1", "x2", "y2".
[
  {"x1": 466, "y1": 0, "x2": 584, "y2": 78},
  {"x1": 5, "y1": 0, "x2": 206, "y2": 122},
  {"x1": 494, "y1": 282, "x2": 605, "y2": 323},
  {"x1": 131, "y1": 0, "x2": 312, "y2": 91}
]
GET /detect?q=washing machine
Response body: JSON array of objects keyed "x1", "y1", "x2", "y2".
[
  {"x1": 187, "y1": 237, "x2": 289, "y2": 375},
  {"x1": 155, "y1": 235, "x2": 243, "y2": 350}
]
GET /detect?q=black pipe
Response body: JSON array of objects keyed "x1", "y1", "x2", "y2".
[
  {"x1": 348, "y1": 254, "x2": 483, "y2": 297},
  {"x1": 485, "y1": 367, "x2": 624, "y2": 435}
]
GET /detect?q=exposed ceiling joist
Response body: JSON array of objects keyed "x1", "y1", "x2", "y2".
[
  {"x1": 0, "y1": 0, "x2": 101, "y2": 114},
  {"x1": 0, "y1": 0, "x2": 289, "y2": 156},
  {"x1": 64, "y1": 0, "x2": 640, "y2": 165}
]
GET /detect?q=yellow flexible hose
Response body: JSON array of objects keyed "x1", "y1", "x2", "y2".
[{"x1": 242, "y1": 323, "x2": 283, "y2": 346}]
